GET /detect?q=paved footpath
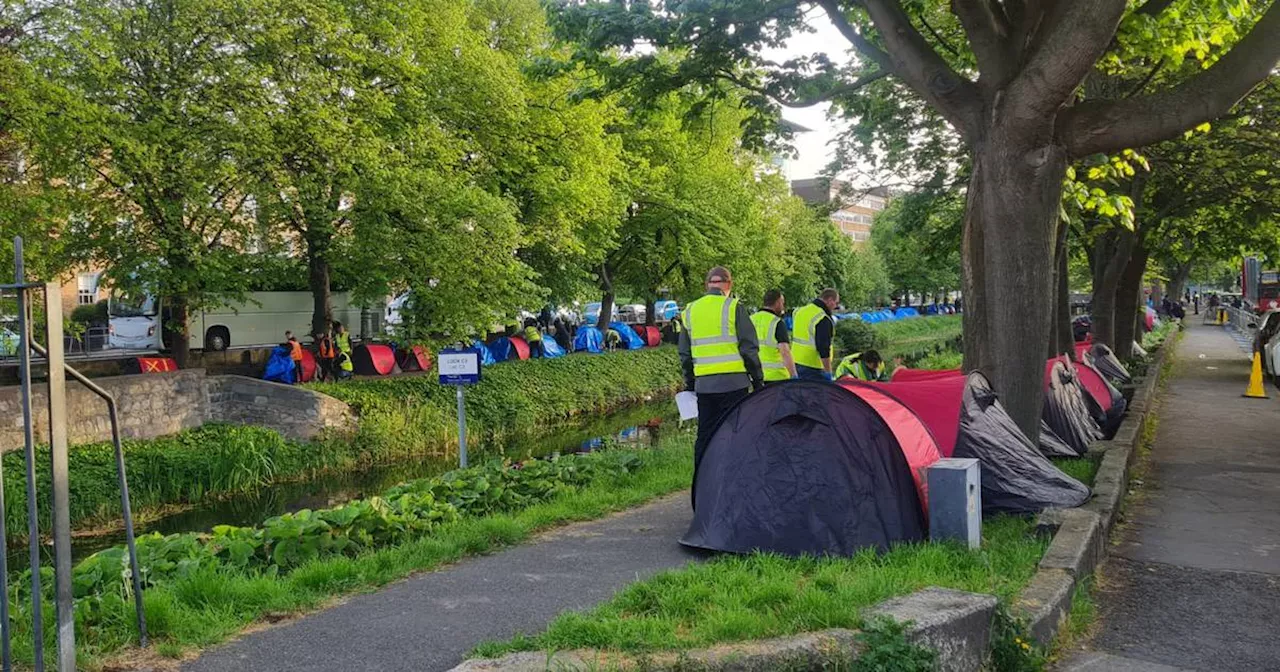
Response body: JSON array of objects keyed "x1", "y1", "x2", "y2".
[
  {"x1": 184, "y1": 493, "x2": 701, "y2": 672},
  {"x1": 1059, "y1": 321, "x2": 1280, "y2": 672}
]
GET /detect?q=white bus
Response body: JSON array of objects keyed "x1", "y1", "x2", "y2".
[{"x1": 109, "y1": 291, "x2": 377, "y2": 351}]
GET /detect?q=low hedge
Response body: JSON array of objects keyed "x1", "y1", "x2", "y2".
[{"x1": 308, "y1": 346, "x2": 684, "y2": 457}]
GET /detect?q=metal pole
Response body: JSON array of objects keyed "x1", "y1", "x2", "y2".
[
  {"x1": 30, "y1": 342, "x2": 147, "y2": 646},
  {"x1": 43, "y1": 283, "x2": 75, "y2": 672},
  {"x1": 456, "y1": 385, "x2": 468, "y2": 468},
  {"x1": 14, "y1": 238, "x2": 43, "y2": 672}
]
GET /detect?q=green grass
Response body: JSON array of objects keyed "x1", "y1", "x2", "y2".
[
  {"x1": 1052, "y1": 456, "x2": 1100, "y2": 486},
  {"x1": 872, "y1": 314, "x2": 963, "y2": 344},
  {"x1": 913, "y1": 350, "x2": 963, "y2": 371},
  {"x1": 471, "y1": 515, "x2": 1047, "y2": 658},
  {"x1": 26, "y1": 433, "x2": 697, "y2": 669}
]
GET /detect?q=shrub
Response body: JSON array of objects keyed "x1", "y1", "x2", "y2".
[
  {"x1": 69, "y1": 300, "x2": 109, "y2": 325},
  {"x1": 835, "y1": 319, "x2": 883, "y2": 355}
]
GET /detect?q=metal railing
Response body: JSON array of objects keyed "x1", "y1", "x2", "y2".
[{"x1": 2, "y1": 237, "x2": 148, "y2": 671}]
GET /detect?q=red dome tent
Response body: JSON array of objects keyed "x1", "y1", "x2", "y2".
[
  {"x1": 631, "y1": 325, "x2": 661, "y2": 347},
  {"x1": 352, "y1": 344, "x2": 397, "y2": 376},
  {"x1": 888, "y1": 367, "x2": 1080, "y2": 458},
  {"x1": 841, "y1": 373, "x2": 1090, "y2": 516},
  {"x1": 300, "y1": 349, "x2": 317, "y2": 382},
  {"x1": 1077, "y1": 342, "x2": 1131, "y2": 384},
  {"x1": 395, "y1": 345, "x2": 433, "y2": 372}
]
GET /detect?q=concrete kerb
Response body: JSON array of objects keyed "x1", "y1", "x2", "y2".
[
  {"x1": 1014, "y1": 336, "x2": 1176, "y2": 647},
  {"x1": 457, "y1": 340, "x2": 1179, "y2": 671}
]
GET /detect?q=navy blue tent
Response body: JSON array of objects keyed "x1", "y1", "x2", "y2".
[
  {"x1": 682, "y1": 381, "x2": 926, "y2": 557},
  {"x1": 608, "y1": 322, "x2": 646, "y2": 349},
  {"x1": 471, "y1": 340, "x2": 497, "y2": 366},
  {"x1": 574, "y1": 326, "x2": 603, "y2": 353},
  {"x1": 263, "y1": 346, "x2": 295, "y2": 384}
]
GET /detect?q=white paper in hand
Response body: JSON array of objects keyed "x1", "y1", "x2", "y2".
[{"x1": 676, "y1": 391, "x2": 698, "y2": 420}]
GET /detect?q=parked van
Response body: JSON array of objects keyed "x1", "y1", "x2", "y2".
[{"x1": 109, "y1": 291, "x2": 378, "y2": 351}]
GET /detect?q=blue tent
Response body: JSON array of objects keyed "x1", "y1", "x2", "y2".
[
  {"x1": 471, "y1": 340, "x2": 497, "y2": 366},
  {"x1": 894, "y1": 307, "x2": 920, "y2": 318},
  {"x1": 609, "y1": 321, "x2": 646, "y2": 349},
  {"x1": 263, "y1": 346, "x2": 295, "y2": 384},
  {"x1": 878, "y1": 310, "x2": 897, "y2": 321},
  {"x1": 574, "y1": 326, "x2": 603, "y2": 353},
  {"x1": 542, "y1": 336, "x2": 566, "y2": 358},
  {"x1": 861, "y1": 311, "x2": 879, "y2": 323}
]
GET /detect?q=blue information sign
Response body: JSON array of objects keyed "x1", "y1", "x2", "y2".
[{"x1": 438, "y1": 348, "x2": 482, "y2": 386}]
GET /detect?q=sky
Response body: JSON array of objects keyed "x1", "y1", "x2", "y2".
[{"x1": 762, "y1": 17, "x2": 855, "y2": 181}]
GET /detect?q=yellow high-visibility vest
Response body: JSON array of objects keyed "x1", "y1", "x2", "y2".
[
  {"x1": 684, "y1": 294, "x2": 747, "y2": 377},
  {"x1": 751, "y1": 311, "x2": 789, "y2": 381},
  {"x1": 792, "y1": 302, "x2": 833, "y2": 369}
]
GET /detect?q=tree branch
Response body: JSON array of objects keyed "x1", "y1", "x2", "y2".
[
  {"x1": 715, "y1": 68, "x2": 890, "y2": 107},
  {"x1": 917, "y1": 15, "x2": 959, "y2": 57},
  {"x1": 1134, "y1": 0, "x2": 1177, "y2": 17},
  {"x1": 951, "y1": 0, "x2": 1013, "y2": 84},
  {"x1": 1124, "y1": 58, "x2": 1164, "y2": 98},
  {"x1": 1061, "y1": 2, "x2": 1280, "y2": 157},
  {"x1": 1005, "y1": 0, "x2": 1128, "y2": 120},
  {"x1": 818, "y1": 0, "x2": 982, "y2": 138}
]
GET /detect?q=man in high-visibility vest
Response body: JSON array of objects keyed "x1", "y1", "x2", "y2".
[
  {"x1": 835, "y1": 349, "x2": 889, "y2": 382},
  {"x1": 751, "y1": 289, "x2": 796, "y2": 383},
  {"x1": 792, "y1": 288, "x2": 840, "y2": 381},
  {"x1": 678, "y1": 266, "x2": 764, "y2": 478}
]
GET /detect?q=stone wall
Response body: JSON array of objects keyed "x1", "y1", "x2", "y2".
[
  {"x1": 205, "y1": 376, "x2": 354, "y2": 440},
  {"x1": 0, "y1": 369, "x2": 352, "y2": 451}
]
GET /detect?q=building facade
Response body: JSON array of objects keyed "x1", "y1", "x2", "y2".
[{"x1": 790, "y1": 178, "x2": 890, "y2": 245}]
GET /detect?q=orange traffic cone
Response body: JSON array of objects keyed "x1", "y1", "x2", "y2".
[{"x1": 1244, "y1": 351, "x2": 1269, "y2": 399}]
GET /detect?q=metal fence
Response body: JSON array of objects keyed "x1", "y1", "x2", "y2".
[{"x1": 2, "y1": 237, "x2": 147, "y2": 671}]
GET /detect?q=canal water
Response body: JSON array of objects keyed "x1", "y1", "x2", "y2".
[{"x1": 12, "y1": 399, "x2": 680, "y2": 570}]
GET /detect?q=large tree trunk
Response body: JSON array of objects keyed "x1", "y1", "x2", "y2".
[
  {"x1": 1167, "y1": 261, "x2": 1192, "y2": 304},
  {"x1": 1050, "y1": 223, "x2": 1072, "y2": 357},
  {"x1": 306, "y1": 230, "x2": 333, "y2": 337},
  {"x1": 1090, "y1": 229, "x2": 1135, "y2": 349},
  {"x1": 1115, "y1": 247, "x2": 1149, "y2": 359},
  {"x1": 962, "y1": 128, "x2": 1067, "y2": 441},
  {"x1": 597, "y1": 263, "x2": 615, "y2": 331},
  {"x1": 166, "y1": 295, "x2": 192, "y2": 368},
  {"x1": 645, "y1": 297, "x2": 657, "y2": 326}
]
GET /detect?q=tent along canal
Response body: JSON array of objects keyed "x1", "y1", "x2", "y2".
[{"x1": 9, "y1": 399, "x2": 677, "y2": 571}]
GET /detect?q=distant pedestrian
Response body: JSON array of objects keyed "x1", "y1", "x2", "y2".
[
  {"x1": 286, "y1": 331, "x2": 303, "y2": 383},
  {"x1": 1193, "y1": 294, "x2": 1200, "y2": 315}
]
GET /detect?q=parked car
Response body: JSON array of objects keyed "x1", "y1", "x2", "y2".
[
  {"x1": 583, "y1": 302, "x2": 619, "y2": 325},
  {"x1": 1253, "y1": 310, "x2": 1280, "y2": 384},
  {"x1": 0, "y1": 325, "x2": 17, "y2": 357},
  {"x1": 618, "y1": 304, "x2": 647, "y2": 324}
]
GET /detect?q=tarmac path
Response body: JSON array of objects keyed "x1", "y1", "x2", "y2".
[{"x1": 1059, "y1": 320, "x2": 1280, "y2": 671}]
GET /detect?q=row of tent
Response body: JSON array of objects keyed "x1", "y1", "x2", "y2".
[{"x1": 682, "y1": 341, "x2": 1133, "y2": 558}]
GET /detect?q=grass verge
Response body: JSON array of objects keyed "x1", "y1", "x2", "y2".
[
  {"x1": 472, "y1": 515, "x2": 1047, "y2": 658},
  {"x1": 21, "y1": 433, "x2": 696, "y2": 670},
  {"x1": 1052, "y1": 456, "x2": 1100, "y2": 487}
]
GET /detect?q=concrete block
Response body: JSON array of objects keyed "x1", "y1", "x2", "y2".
[
  {"x1": 868, "y1": 587, "x2": 997, "y2": 672},
  {"x1": 927, "y1": 458, "x2": 981, "y2": 549},
  {"x1": 1038, "y1": 509, "x2": 1103, "y2": 578},
  {"x1": 1013, "y1": 568, "x2": 1075, "y2": 647}
]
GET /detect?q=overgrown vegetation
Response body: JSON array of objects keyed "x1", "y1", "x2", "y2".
[
  {"x1": 2, "y1": 425, "x2": 346, "y2": 534},
  {"x1": 8, "y1": 434, "x2": 696, "y2": 667},
  {"x1": 309, "y1": 347, "x2": 684, "y2": 456},
  {"x1": 1051, "y1": 456, "x2": 1100, "y2": 487},
  {"x1": 472, "y1": 515, "x2": 1046, "y2": 657}
]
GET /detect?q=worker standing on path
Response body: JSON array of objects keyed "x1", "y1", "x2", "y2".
[
  {"x1": 751, "y1": 289, "x2": 796, "y2": 383},
  {"x1": 679, "y1": 266, "x2": 764, "y2": 483},
  {"x1": 792, "y1": 288, "x2": 840, "y2": 381}
]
